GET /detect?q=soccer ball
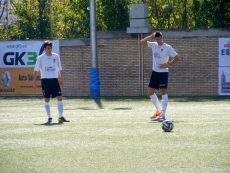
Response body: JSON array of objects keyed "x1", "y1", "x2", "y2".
[{"x1": 161, "y1": 120, "x2": 174, "y2": 132}]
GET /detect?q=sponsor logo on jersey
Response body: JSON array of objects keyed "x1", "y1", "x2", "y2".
[{"x1": 45, "y1": 67, "x2": 55, "y2": 71}]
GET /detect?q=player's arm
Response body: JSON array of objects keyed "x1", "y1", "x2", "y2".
[
  {"x1": 57, "y1": 54, "x2": 64, "y2": 88},
  {"x1": 140, "y1": 33, "x2": 155, "y2": 46},
  {"x1": 166, "y1": 54, "x2": 180, "y2": 67},
  {"x1": 167, "y1": 46, "x2": 180, "y2": 66},
  {"x1": 33, "y1": 57, "x2": 40, "y2": 90},
  {"x1": 159, "y1": 55, "x2": 180, "y2": 68},
  {"x1": 160, "y1": 45, "x2": 180, "y2": 68},
  {"x1": 33, "y1": 71, "x2": 39, "y2": 90},
  {"x1": 58, "y1": 70, "x2": 63, "y2": 88}
]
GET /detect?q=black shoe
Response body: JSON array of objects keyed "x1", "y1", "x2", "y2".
[
  {"x1": 58, "y1": 117, "x2": 70, "y2": 123},
  {"x1": 46, "y1": 118, "x2": 52, "y2": 124}
]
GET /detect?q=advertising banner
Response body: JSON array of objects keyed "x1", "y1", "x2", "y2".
[
  {"x1": 219, "y1": 38, "x2": 230, "y2": 67},
  {"x1": 0, "y1": 40, "x2": 59, "y2": 95},
  {"x1": 218, "y1": 67, "x2": 230, "y2": 95},
  {"x1": 0, "y1": 68, "x2": 42, "y2": 94},
  {"x1": 0, "y1": 40, "x2": 59, "y2": 68}
]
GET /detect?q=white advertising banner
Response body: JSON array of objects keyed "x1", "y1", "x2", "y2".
[
  {"x1": 0, "y1": 40, "x2": 60, "y2": 68},
  {"x1": 219, "y1": 38, "x2": 230, "y2": 66},
  {"x1": 219, "y1": 67, "x2": 230, "y2": 95}
]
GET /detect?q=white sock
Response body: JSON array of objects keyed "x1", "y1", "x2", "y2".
[
  {"x1": 162, "y1": 94, "x2": 168, "y2": 117},
  {"x1": 44, "y1": 102, "x2": 51, "y2": 118},
  {"x1": 57, "y1": 101, "x2": 63, "y2": 118},
  {"x1": 149, "y1": 93, "x2": 161, "y2": 112}
]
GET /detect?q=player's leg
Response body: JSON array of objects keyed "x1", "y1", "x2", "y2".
[
  {"x1": 148, "y1": 71, "x2": 162, "y2": 119},
  {"x1": 44, "y1": 97, "x2": 52, "y2": 123},
  {"x1": 51, "y1": 79, "x2": 70, "y2": 122},
  {"x1": 158, "y1": 72, "x2": 169, "y2": 121},
  {"x1": 41, "y1": 79, "x2": 52, "y2": 123}
]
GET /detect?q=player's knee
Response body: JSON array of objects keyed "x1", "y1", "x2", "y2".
[
  {"x1": 56, "y1": 96, "x2": 62, "y2": 101},
  {"x1": 160, "y1": 89, "x2": 167, "y2": 95},
  {"x1": 148, "y1": 90, "x2": 154, "y2": 96}
]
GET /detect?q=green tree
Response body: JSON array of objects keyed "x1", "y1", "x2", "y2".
[
  {"x1": 57, "y1": 0, "x2": 89, "y2": 38},
  {"x1": 99, "y1": 0, "x2": 130, "y2": 31},
  {"x1": 0, "y1": 0, "x2": 229, "y2": 40},
  {"x1": 218, "y1": 0, "x2": 230, "y2": 28},
  {"x1": 9, "y1": 0, "x2": 51, "y2": 40}
]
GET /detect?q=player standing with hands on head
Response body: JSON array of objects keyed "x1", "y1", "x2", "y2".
[
  {"x1": 33, "y1": 40, "x2": 70, "y2": 124},
  {"x1": 140, "y1": 31, "x2": 180, "y2": 122}
]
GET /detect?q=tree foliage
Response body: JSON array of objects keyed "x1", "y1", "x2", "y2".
[
  {"x1": 99, "y1": 0, "x2": 130, "y2": 31},
  {"x1": 0, "y1": 0, "x2": 229, "y2": 40},
  {"x1": 8, "y1": 0, "x2": 51, "y2": 39}
]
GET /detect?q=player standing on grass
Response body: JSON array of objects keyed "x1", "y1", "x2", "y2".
[
  {"x1": 33, "y1": 40, "x2": 70, "y2": 124},
  {"x1": 140, "y1": 31, "x2": 180, "y2": 121}
]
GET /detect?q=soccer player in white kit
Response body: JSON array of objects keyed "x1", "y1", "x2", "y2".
[
  {"x1": 140, "y1": 31, "x2": 180, "y2": 121},
  {"x1": 33, "y1": 40, "x2": 70, "y2": 124}
]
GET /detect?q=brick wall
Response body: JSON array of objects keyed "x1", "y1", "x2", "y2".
[{"x1": 60, "y1": 29, "x2": 230, "y2": 96}]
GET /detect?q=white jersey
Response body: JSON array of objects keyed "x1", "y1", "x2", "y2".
[
  {"x1": 147, "y1": 41, "x2": 177, "y2": 72},
  {"x1": 34, "y1": 53, "x2": 62, "y2": 79}
]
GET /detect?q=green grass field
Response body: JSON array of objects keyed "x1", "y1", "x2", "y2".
[{"x1": 0, "y1": 96, "x2": 230, "y2": 173}]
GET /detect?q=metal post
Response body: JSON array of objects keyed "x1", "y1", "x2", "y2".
[
  {"x1": 89, "y1": 0, "x2": 100, "y2": 97},
  {"x1": 141, "y1": 33, "x2": 144, "y2": 96},
  {"x1": 90, "y1": 0, "x2": 97, "y2": 68},
  {"x1": 138, "y1": 33, "x2": 141, "y2": 96},
  {"x1": 6, "y1": 0, "x2": 9, "y2": 40}
]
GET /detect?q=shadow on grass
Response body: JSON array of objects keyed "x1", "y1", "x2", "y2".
[
  {"x1": 64, "y1": 108, "x2": 78, "y2": 110},
  {"x1": 64, "y1": 107, "x2": 98, "y2": 110},
  {"x1": 162, "y1": 131, "x2": 175, "y2": 133},
  {"x1": 65, "y1": 107, "x2": 132, "y2": 110},
  {"x1": 65, "y1": 97, "x2": 103, "y2": 110},
  {"x1": 113, "y1": 107, "x2": 132, "y2": 110},
  {"x1": 63, "y1": 96, "x2": 229, "y2": 102},
  {"x1": 148, "y1": 120, "x2": 185, "y2": 124},
  {"x1": 76, "y1": 107, "x2": 97, "y2": 110},
  {"x1": 33, "y1": 122, "x2": 63, "y2": 126},
  {"x1": 92, "y1": 97, "x2": 103, "y2": 109},
  {"x1": 169, "y1": 96, "x2": 230, "y2": 102}
]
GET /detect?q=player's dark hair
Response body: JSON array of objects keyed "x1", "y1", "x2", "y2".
[
  {"x1": 43, "y1": 40, "x2": 53, "y2": 49},
  {"x1": 153, "y1": 31, "x2": 163, "y2": 38}
]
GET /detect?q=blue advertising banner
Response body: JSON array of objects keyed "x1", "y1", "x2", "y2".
[{"x1": 219, "y1": 67, "x2": 230, "y2": 95}]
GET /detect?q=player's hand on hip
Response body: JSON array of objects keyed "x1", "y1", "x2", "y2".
[{"x1": 159, "y1": 63, "x2": 169, "y2": 68}]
